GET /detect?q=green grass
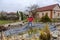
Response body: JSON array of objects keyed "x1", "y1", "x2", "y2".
[{"x1": 0, "y1": 20, "x2": 19, "y2": 25}]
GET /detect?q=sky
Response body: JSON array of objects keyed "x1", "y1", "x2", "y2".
[{"x1": 0, "y1": 0, "x2": 60, "y2": 12}]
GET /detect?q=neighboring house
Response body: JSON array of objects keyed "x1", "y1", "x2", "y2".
[
  {"x1": 0, "y1": 11, "x2": 8, "y2": 20},
  {"x1": 0, "y1": 12, "x2": 18, "y2": 20},
  {"x1": 6, "y1": 12, "x2": 18, "y2": 20},
  {"x1": 36, "y1": 4, "x2": 60, "y2": 19},
  {"x1": 6, "y1": 12, "x2": 17, "y2": 18},
  {"x1": 0, "y1": 11, "x2": 7, "y2": 16}
]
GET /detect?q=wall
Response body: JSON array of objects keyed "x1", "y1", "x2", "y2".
[
  {"x1": 37, "y1": 11, "x2": 51, "y2": 18},
  {"x1": 52, "y1": 5, "x2": 60, "y2": 19}
]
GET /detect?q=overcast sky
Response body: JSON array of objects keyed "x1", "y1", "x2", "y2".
[{"x1": 0, "y1": 0, "x2": 60, "y2": 12}]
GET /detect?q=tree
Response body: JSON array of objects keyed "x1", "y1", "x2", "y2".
[
  {"x1": 0, "y1": 11, "x2": 6, "y2": 20},
  {"x1": 40, "y1": 14, "x2": 52, "y2": 23},
  {"x1": 16, "y1": 11, "x2": 19, "y2": 20},
  {"x1": 23, "y1": 14, "x2": 27, "y2": 20},
  {"x1": 27, "y1": 4, "x2": 39, "y2": 18},
  {"x1": 19, "y1": 11, "x2": 24, "y2": 20}
]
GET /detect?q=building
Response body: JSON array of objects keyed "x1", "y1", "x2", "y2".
[
  {"x1": 6, "y1": 12, "x2": 17, "y2": 18},
  {"x1": 0, "y1": 11, "x2": 19, "y2": 20},
  {"x1": 36, "y1": 4, "x2": 60, "y2": 19}
]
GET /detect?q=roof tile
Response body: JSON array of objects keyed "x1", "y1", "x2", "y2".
[{"x1": 36, "y1": 4, "x2": 59, "y2": 12}]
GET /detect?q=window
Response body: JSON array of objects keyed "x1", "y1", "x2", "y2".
[
  {"x1": 54, "y1": 11, "x2": 56, "y2": 15},
  {"x1": 46, "y1": 13, "x2": 48, "y2": 15},
  {"x1": 42, "y1": 13, "x2": 44, "y2": 16},
  {"x1": 58, "y1": 13, "x2": 59, "y2": 16}
]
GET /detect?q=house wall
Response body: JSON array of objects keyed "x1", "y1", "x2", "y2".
[
  {"x1": 37, "y1": 11, "x2": 51, "y2": 18},
  {"x1": 52, "y1": 5, "x2": 60, "y2": 19},
  {"x1": 37, "y1": 5, "x2": 60, "y2": 19}
]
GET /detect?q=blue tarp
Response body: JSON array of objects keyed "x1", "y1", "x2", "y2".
[{"x1": 4, "y1": 23, "x2": 57, "y2": 36}]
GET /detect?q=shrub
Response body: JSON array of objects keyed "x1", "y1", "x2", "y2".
[
  {"x1": 40, "y1": 14, "x2": 52, "y2": 23},
  {"x1": 28, "y1": 27, "x2": 33, "y2": 35},
  {"x1": 43, "y1": 24, "x2": 51, "y2": 40},
  {"x1": 39, "y1": 24, "x2": 51, "y2": 40},
  {"x1": 39, "y1": 30, "x2": 47, "y2": 40}
]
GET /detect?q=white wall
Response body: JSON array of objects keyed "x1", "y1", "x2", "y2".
[
  {"x1": 52, "y1": 5, "x2": 60, "y2": 18},
  {"x1": 37, "y1": 11, "x2": 51, "y2": 18},
  {"x1": 37, "y1": 5, "x2": 60, "y2": 19}
]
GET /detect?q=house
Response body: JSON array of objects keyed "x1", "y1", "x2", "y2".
[
  {"x1": 36, "y1": 4, "x2": 60, "y2": 19},
  {"x1": 6, "y1": 12, "x2": 18, "y2": 20},
  {"x1": 6, "y1": 12, "x2": 17, "y2": 18},
  {"x1": 0, "y1": 11, "x2": 18, "y2": 20}
]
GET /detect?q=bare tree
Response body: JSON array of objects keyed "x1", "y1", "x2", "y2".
[{"x1": 27, "y1": 4, "x2": 39, "y2": 18}]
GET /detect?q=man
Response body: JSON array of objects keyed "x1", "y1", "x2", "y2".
[
  {"x1": 24, "y1": 15, "x2": 34, "y2": 30},
  {"x1": 27, "y1": 15, "x2": 34, "y2": 27}
]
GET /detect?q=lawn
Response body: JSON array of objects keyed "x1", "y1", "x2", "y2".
[{"x1": 0, "y1": 20, "x2": 19, "y2": 25}]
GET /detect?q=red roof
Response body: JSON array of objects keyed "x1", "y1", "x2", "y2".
[{"x1": 36, "y1": 4, "x2": 59, "y2": 12}]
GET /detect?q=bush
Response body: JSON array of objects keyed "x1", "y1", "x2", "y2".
[
  {"x1": 34, "y1": 18, "x2": 40, "y2": 22},
  {"x1": 40, "y1": 14, "x2": 52, "y2": 23},
  {"x1": 43, "y1": 24, "x2": 51, "y2": 40},
  {"x1": 39, "y1": 24, "x2": 51, "y2": 40},
  {"x1": 28, "y1": 27, "x2": 33, "y2": 35},
  {"x1": 39, "y1": 30, "x2": 47, "y2": 40}
]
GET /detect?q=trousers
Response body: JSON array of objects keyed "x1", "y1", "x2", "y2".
[{"x1": 28, "y1": 22, "x2": 32, "y2": 27}]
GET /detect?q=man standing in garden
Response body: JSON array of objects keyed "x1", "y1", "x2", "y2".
[{"x1": 27, "y1": 15, "x2": 34, "y2": 27}]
